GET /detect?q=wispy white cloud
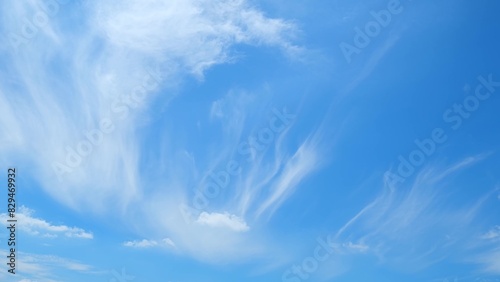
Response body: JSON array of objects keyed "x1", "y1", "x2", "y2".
[
  {"x1": 335, "y1": 155, "x2": 496, "y2": 271},
  {"x1": 0, "y1": 0, "x2": 300, "y2": 214},
  {"x1": 472, "y1": 249, "x2": 500, "y2": 274},
  {"x1": 132, "y1": 84, "x2": 330, "y2": 263},
  {"x1": 254, "y1": 137, "x2": 320, "y2": 219},
  {"x1": 0, "y1": 0, "x2": 339, "y2": 269},
  {"x1": 0, "y1": 206, "x2": 93, "y2": 239},
  {"x1": 0, "y1": 250, "x2": 96, "y2": 281},
  {"x1": 340, "y1": 34, "x2": 401, "y2": 96},
  {"x1": 93, "y1": 0, "x2": 300, "y2": 77}
]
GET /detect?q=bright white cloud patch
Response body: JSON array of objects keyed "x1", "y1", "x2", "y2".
[{"x1": 196, "y1": 212, "x2": 250, "y2": 232}]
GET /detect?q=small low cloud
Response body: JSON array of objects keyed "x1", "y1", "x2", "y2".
[
  {"x1": 124, "y1": 237, "x2": 176, "y2": 248},
  {"x1": 343, "y1": 241, "x2": 369, "y2": 253},
  {"x1": 196, "y1": 212, "x2": 250, "y2": 232},
  {"x1": 480, "y1": 226, "x2": 500, "y2": 240},
  {"x1": 0, "y1": 206, "x2": 93, "y2": 239}
]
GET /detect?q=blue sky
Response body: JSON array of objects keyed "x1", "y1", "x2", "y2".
[{"x1": 0, "y1": 0, "x2": 500, "y2": 281}]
